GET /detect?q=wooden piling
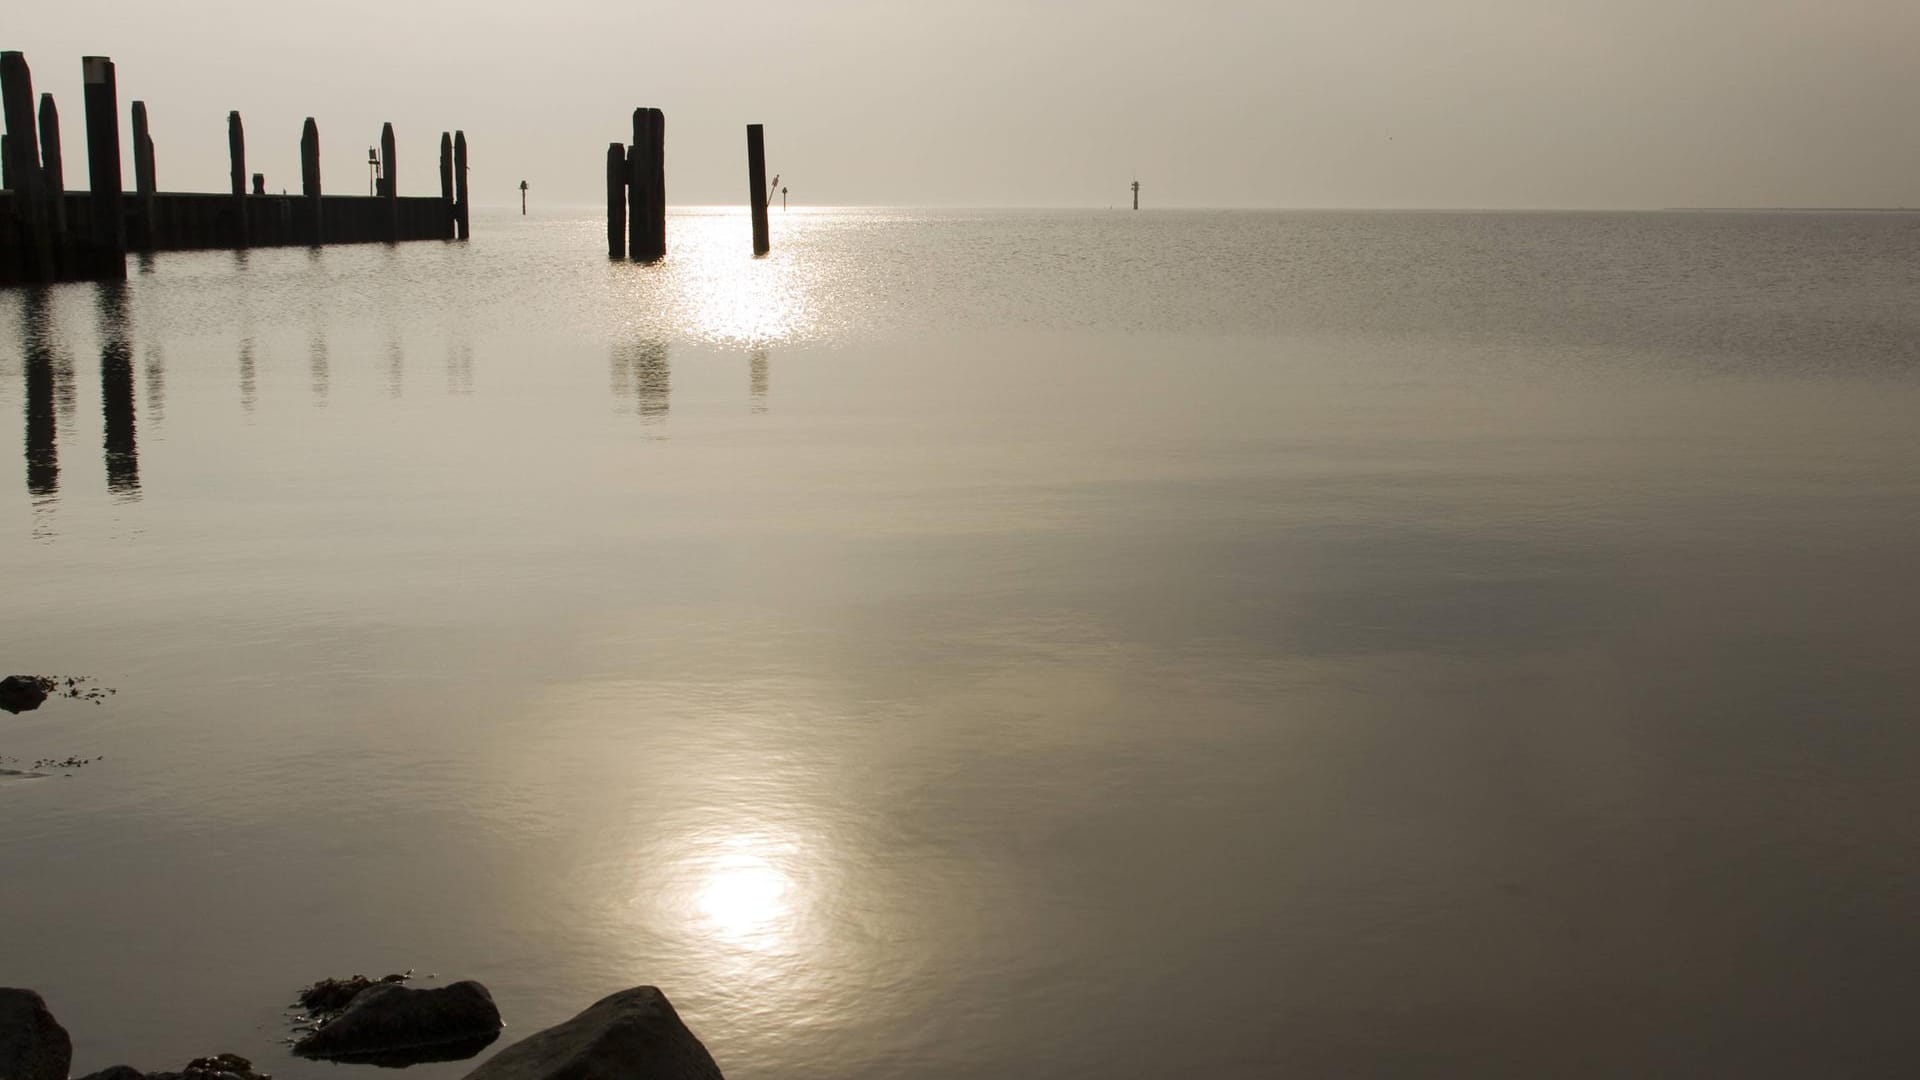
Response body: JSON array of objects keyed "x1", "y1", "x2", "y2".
[
  {"x1": 1, "y1": 132, "x2": 11, "y2": 190},
  {"x1": 438, "y1": 132, "x2": 454, "y2": 239},
  {"x1": 252, "y1": 172, "x2": 264, "y2": 196},
  {"x1": 131, "y1": 100, "x2": 156, "y2": 250},
  {"x1": 746, "y1": 123, "x2": 768, "y2": 256},
  {"x1": 380, "y1": 121, "x2": 398, "y2": 240},
  {"x1": 606, "y1": 142, "x2": 626, "y2": 259},
  {"x1": 1, "y1": 51, "x2": 54, "y2": 282},
  {"x1": 81, "y1": 56, "x2": 125, "y2": 269},
  {"x1": 228, "y1": 111, "x2": 247, "y2": 246},
  {"x1": 453, "y1": 130, "x2": 469, "y2": 240},
  {"x1": 300, "y1": 116, "x2": 322, "y2": 243},
  {"x1": 624, "y1": 108, "x2": 664, "y2": 262},
  {"x1": 38, "y1": 93, "x2": 64, "y2": 232}
]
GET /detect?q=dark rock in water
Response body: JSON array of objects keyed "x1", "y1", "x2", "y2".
[
  {"x1": 74, "y1": 1066, "x2": 146, "y2": 1080},
  {"x1": 295, "y1": 980, "x2": 501, "y2": 1064},
  {"x1": 0, "y1": 677, "x2": 51, "y2": 715},
  {"x1": 0, "y1": 988, "x2": 73, "y2": 1080},
  {"x1": 296, "y1": 973, "x2": 409, "y2": 1014},
  {"x1": 461, "y1": 986, "x2": 723, "y2": 1080}
]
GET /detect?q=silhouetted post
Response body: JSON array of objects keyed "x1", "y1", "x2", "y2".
[
  {"x1": 300, "y1": 117, "x2": 322, "y2": 243},
  {"x1": 1, "y1": 133, "x2": 11, "y2": 190},
  {"x1": 625, "y1": 108, "x2": 663, "y2": 262},
  {"x1": 746, "y1": 123, "x2": 768, "y2": 256},
  {"x1": 438, "y1": 131, "x2": 454, "y2": 239},
  {"x1": 38, "y1": 93, "x2": 64, "y2": 233},
  {"x1": 1, "y1": 51, "x2": 53, "y2": 282},
  {"x1": 1132, "y1": 179, "x2": 1139, "y2": 211},
  {"x1": 252, "y1": 172, "x2": 264, "y2": 196},
  {"x1": 131, "y1": 100, "x2": 156, "y2": 250},
  {"x1": 519, "y1": 179, "x2": 527, "y2": 214},
  {"x1": 606, "y1": 141, "x2": 626, "y2": 259},
  {"x1": 228, "y1": 111, "x2": 247, "y2": 246},
  {"x1": 453, "y1": 130, "x2": 469, "y2": 240},
  {"x1": 380, "y1": 121, "x2": 398, "y2": 240},
  {"x1": 80, "y1": 57, "x2": 125, "y2": 276}
]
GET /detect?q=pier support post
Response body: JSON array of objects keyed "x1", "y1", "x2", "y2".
[
  {"x1": 746, "y1": 123, "x2": 768, "y2": 257},
  {"x1": 38, "y1": 93, "x2": 64, "y2": 234},
  {"x1": 80, "y1": 56, "x2": 126, "y2": 277},
  {"x1": 252, "y1": 172, "x2": 264, "y2": 196},
  {"x1": 228, "y1": 110, "x2": 247, "y2": 246},
  {"x1": 625, "y1": 108, "x2": 664, "y2": 262},
  {"x1": 1, "y1": 52, "x2": 55, "y2": 283},
  {"x1": 453, "y1": 130, "x2": 469, "y2": 240},
  {"x1": 131, "y1": 100, "x2": 156, "y2": 250},
  {"x1": 380, "y1": 121, "x2": 398, "y2": 240},
  {"x1": 438, "y1": 132, "x2": 454, "y2": 239},
  {"x1": 300, "y1": 116, "x2": 322, "y2": 244},
  {"x1": 606, "y1": 141, "x2": 625, "y2": 259}
]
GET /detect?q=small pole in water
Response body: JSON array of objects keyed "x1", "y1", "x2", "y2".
[
  {"x1": 368, "y1": 145, "x2": 378, "y2": 196},
  {"x1": 519, "y1": 179, "x2": 527, "y2": 215},
  {"x1": 782, "y1": 185, "x2": 787, "y2": 211},
  {"x1": 606, "y1": 142, "x2": 626, "y2": 259},
  {"x1": 1131, "y1": 177, "x2": 1139, "y2": 210}
]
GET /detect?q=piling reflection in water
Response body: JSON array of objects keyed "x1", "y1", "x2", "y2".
[
  {"x1": 309, "y1": 331, "x2": 329, "y2": 405},
  {"x1": 238, "y1": 337, "x2": 256, "y2": 412},
  {"x1": 144, "y1": 341, "x2": 165, "y2": 426},
  {"x1": 96, "y1": 281, "x2": 140, "y2": 499},
  {"x1": 22, "y1": 290, "x2": 59, "y2": 498},
  {"x1": 611, "y1": 339, "x2": 670, "y2": 423},
  {"x1": 750, "y1": 348, "x2": 769, "y2": 414}
]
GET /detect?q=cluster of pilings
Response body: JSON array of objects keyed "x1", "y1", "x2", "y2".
[
  {"x1": 1, "y1": 50, "x2": 472, "y2": 287},
  {"x1": 606, "y1": 114, "x2": 773, "y2": 262}
]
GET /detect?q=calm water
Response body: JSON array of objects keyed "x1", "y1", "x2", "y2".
[{"x1": 3, "y1": 209, "x2": 1919, "y2": 1078}]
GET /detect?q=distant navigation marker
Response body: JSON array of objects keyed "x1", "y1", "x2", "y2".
[
  {"x1": 1132, "y1": 178, "x2": 1140, "y2": 210},
  {"x1": 520, "y1": 179, "x2": 528, "y2": 215}
]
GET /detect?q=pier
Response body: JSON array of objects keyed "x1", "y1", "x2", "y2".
[{"x1": 1, "y1": 50, "x2": 471, "y2": 287}]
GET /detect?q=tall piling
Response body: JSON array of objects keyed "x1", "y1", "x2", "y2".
[
  {"x1": 2, "y1": 132, "x2": 11, "y2": 190},
  {"x1": 80, "y1": 56, "x2": 124, "y2": 275},
  {"x1": 2, "y1": 51, "x2": 55, "y2": 282},
  {"x1": 38, "y1": 93, "x2": 64, "y2": 233},
  {"x1": 300, "y1": 116, "x2": 322, "y2": 243},
  {"x1": 746, "y1": 123, "x2": 769, "y2": 257},
  {"x1": 453, "y1": 130, "x2": 469, "y2": 240},
  {"x1": 438, "y1": 132, "x2": 454, "y2": 239},
  {"x1": 380, "y1": 121, "x2": 398, "y2": 240},
  {"x1": 131, "y1": 100, "x2": 156, "y2": 250},
  {"x1": 606, "y1": 142, "x2": 626, "y2": 259},
  {"x1": 625, "y1": 108, "x2": 664, "y2": 262},
  {"x1": 228, "y1": 111, "x2": 247, "y2": 246}
]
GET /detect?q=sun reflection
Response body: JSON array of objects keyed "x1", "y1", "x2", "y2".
[{"x1": 682, "y1": 832, "x2": 802, "y2": 951}]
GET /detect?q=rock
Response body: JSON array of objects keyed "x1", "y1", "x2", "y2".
[
  {"x1": 0, "y1": 677, "x2": 50, "y2": 715},
  {"x1": 0, "y1": 988, "x2": 72, "y2": 1080},
  {"x1": 461, "y1": 986, "x2": 723, "y2": 1080},
  {"x1": 74, "y1": 1067, "x2": 145, "y2": 1080},
  {"x1": 79, "y1": 1053, "x2": 272, "y2": 1080},
  {"x1": 295, "y1": 973, "x2": 409, "y2": 1014},
  {"x1": 294, "y1": 980, "x2": 501, "y2": 1063}
]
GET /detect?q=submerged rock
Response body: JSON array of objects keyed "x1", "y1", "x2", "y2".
[
  {"x1": 461, "y1": 986, "x2": 723, "y2": 1080},
  {"x1": 73, "y1": 1067, "x2": 145, "y2": 1080},
  {"x1": 0, "y1": 677, "x2": 50, "y2": 715},
  {"x1": 78, "y1": 1052, "x2": 272, "y2": 1080},
  {"x1": 295, "y1": 972, "x2": 409, "y2": 1015},
  {"x1": 294, "y1": 980, "x2": 501, "y2": 1064},
  {"x1": 0, "y1": 988, "x2": 72, "y2": 1080}
]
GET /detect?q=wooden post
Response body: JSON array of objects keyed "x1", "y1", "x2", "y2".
[
  {"x1": 300, "y1": 116, "x2": 322, "y2": 243},
  {"x1": 606, "y1": 141, "x2": 625, "y2": 259},
  {"x1": 519, "y1": 179, "x2": 527, "y2": 214},
  {"x1": 38, "y1": 93, "x2": 64, "y2": 233},
  {"x1": 2, "y1": 51, "x2": 56, "y2": 284},
  {"x1": 131, "y1": 100, "x2": 156, "y2": 250},
  {"x1": 438, "y1": 131, "x2": 454, "y2": 239},
  {"x1": 746, "y1": 123, "x2": 768, "y2": 256},
  {"x1": 453, "y1": 129, "x2": 469, "y2": 240},
  {"x1": 380, "y1": 121, "x2": 398, "y2": 240},
  {"x1": 228, "y1": 110, "x2": 247, "y2": 247},
  {"x1": 81, "y1": 56, "x2": 124, "y2": 270},
  {"x1": 1, "y1": 132, "x2": 11, "y2": 190},
  {"x1": 625, "y1": 108, "x2": 664, "y2": 261},
  {"x1": 252, "y1": 172, "x2": 264, "y2": 196}
]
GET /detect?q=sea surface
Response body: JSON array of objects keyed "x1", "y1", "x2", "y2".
[{"x1": 2, "y1": 208, "x2": 1918, "y2": 1078}]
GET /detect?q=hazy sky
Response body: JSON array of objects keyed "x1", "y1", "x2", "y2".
[{"x1": 11, "y1": 0, "x2": 1919, "y2": 208}]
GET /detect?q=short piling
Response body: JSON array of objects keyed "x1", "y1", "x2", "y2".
[
  {"x1": 131, "y1": 100, "x2": 156, "y2": 250},
  {"x1": 252, "y1": 172, "x2": 264, "y2": 196},
  {"x1": 81, "y1": 56, "x2": 126, "y2": 276},
  {"x1": 300, "y1": 116, "x2": 322, "y2": 243},
  {"x1": 453, "y1": 130, "x2": 469, "y2": 240},
  {"x1": 39, "y1": 93, "x2": 65, "y2": 232},
  {"x1": 746, "y1": 123, "x2": 769, "y2": 256},
  {"x1": 380, "y1": 121, "x2": 397, "y2": 240},
  {"x1": 626, "y1": 108, "x2": 664, "y2": 262},
  {"x1": 606, "y1": 141, "x2": 626, "y2": 259}
]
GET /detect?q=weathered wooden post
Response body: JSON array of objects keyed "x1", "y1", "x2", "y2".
[
  {"x1": 746, "y1": 123, "x2": 768, "y2": 256},
  {"x1": 38, "y1": 93, "x2": 64, "y2": 234},
  {"x1": 1, "y1": 132, "x2": 11, "y2": 190},
  {"x1": 606, "y1": 142, "x2": 625, "y2": 259},
  {"x1": 438, "y1": 131, "x2": 454, "y2": 239},
  {"x1": 1, "y1": 51, "x2": 53, "y2": 283},
  {"x1": 453, "y1": 129, "x2": 469, "y2": 240},
  {"x1": 625, "y1": 109, "x2": 665, "y2": 262},
  {"x1": 79, "y1": 57, "x2": 126, "y2": 277},
  {"x1": 131, "y1": 100, "x2": 156, "y2": 250},
  {"x1": 228, "y1": 110, "x2": 247, "y2": 246},
  {"x1": 380, "y1": 121, "x2": 398, "y2": 240},
  {"x1": 519, "y1": 179, "x2": 527, "y2": 215},
  {"x1": 252, "y1": 172, "x2": 264, "y2": 196},
  {"x1": 300, "y1": 116, "x2": 322, "y2": 243}
]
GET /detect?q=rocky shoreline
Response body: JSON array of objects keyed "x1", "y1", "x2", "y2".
[{"x1": 0, "y1": 984, "x2": 724, "y2": 1080}]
